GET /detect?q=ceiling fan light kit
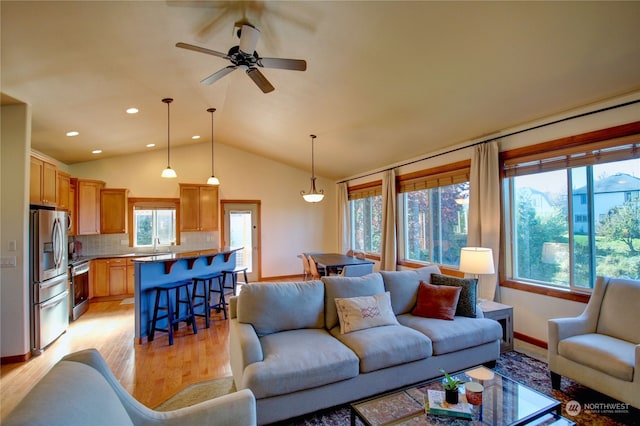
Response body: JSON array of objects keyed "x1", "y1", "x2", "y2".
[
  {"x1": 301, "y1": 134, "x2": 324, "y2": 203},
  {"x1": 161, "y1": 98, "x2": 177, "y2": 179},
  {"x1": 176, "y1": 24, "x2": 307, "y2": 93},
  {"x1": 207, "y1": 107, "x2": 220, "y2": 185}
]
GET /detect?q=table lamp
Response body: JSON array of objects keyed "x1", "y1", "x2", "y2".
[{"x1": 459, "y1": 247, "x2": 495, "y2": 278}]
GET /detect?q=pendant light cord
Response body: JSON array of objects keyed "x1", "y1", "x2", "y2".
[
  {"x1": 162, "y1": 98, "x2": 173, "y2": 166},
  {"x1": 208, "y1": 108, "x2": 216, "y2": 175}
]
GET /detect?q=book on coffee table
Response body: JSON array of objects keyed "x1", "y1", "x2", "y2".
[{"x1": 426, "y1": 389, "x2": 472, "y2": 419}]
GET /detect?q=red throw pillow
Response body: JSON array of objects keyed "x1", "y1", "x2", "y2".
[{"x1": 412, "y1": 281, "x2": 461, "y2": 320}]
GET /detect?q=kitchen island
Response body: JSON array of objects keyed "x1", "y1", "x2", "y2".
[{"x1": 133, "y1": 248, "x2": 240, "y2": 342}]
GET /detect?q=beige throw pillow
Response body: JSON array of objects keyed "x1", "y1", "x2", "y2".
[{"x1": 334, "y1": 292, "x2": 398, "y2": 334}]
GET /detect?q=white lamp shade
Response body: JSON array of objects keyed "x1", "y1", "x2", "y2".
[
  {"x1": 161, "y1": 166, "x2": 177, "y2": 178},
  {"x1": 303, "y1": 193, "x2": 324, "y2": 203},
  {"x1": 207, "y1": 176, "x2": 220, "y2": 185},
  {"x1": 459, "y1": 247, "x2": 495, "y2": 275}
]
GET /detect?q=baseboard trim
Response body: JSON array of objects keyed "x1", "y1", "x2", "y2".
[
  {"x1": 514, "y1": 331, "x2": 548, "y2": 350},
  {"x1": 1, "y1": 352, "x2": 31, "y2": 365}
]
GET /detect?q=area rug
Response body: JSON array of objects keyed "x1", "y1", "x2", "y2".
[
  {"x1": 120, "y1": 297, "x2": 134, "y2": 305},
  {"x1": 153, "y1": 351, "x2": 639, "y2": 425}
]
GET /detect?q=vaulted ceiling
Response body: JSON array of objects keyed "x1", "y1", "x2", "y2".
[{"x1": 2, "y1": 1, "x2": 640, "y2": 180}]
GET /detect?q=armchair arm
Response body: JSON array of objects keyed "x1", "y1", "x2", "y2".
[
  {"x1": 229, "y1": 318, "x2": 264, "y2": 388},
  {"x1": 548, "y1": 315, "x2": 591, "y2": 355}
]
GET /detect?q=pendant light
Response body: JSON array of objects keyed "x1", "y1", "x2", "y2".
[
  {"x1": 160, "y1": 98, "x2": 177, "y2": 178},
  {"x1": 301, "y1": 134, "x2": 324, "y2": 202},
  {"x1": 206, "y1": 107, "x2": 220, "y2": 185}
]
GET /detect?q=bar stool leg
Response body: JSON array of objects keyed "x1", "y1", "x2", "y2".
[
  {"x1": 149, "y1": 288, "x2": 162, "y2": 342},
  {"x1": 165, "y1": 289, "x2": 174, "y2": 346},
  {"x1": 185, "y1": 285, "x2": 198, "y2": 334}
]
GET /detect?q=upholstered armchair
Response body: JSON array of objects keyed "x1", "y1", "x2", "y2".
[
  {"x1": 4, "y1": 348, "x2": 257, "y2": 426},
  {"x1": 548, "y1": 276, "x2": 640, "y2": 409}
]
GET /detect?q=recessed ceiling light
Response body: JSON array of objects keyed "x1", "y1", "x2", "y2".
[
  {"x1": 66, "y1": 131, "x2": 79, "y2": 137},
  {"x1": 192, "y1": 135, "x2": 201, "y2": 140},
  {"x1": 126, "y1": 107, "x2": 139, "y2": 114},
  {"x1": 146, "y1": 143, "x2": 155, "y2": 148},
  {"x1": 92, "y1": 150, "x2": 102, "y2": 154}
]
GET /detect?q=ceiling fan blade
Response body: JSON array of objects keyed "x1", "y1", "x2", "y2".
[
  {"x1": 201, "y1": 66, "x2": 237, "y2": 85},
  {"x1": 239, "y1": 24, "x2": 260, "y2": 54},
  {"x1": 176, "y1": 42, "x2": 228, "y2": 60},
  {"x1": 246, "y1": 68, "x2": 275, "y2": 93},
  {"x1": 259, "y1": 57, "x2": 307, "y2": 71}
]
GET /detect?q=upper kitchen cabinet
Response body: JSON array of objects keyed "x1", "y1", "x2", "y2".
[
  {"x1": 75, "y1": 178, "x2": 105, "y2": 235},
  {"x1": 56, "y1": 170, "x2": 71, "y2": 210},
  {"x1": 100, "y1": 188, "x2": 128, "y2": 234},
  {"x1": 29, "y1": 156, "x2": 57, "y2": 207},
  {"x1": 179, "y1": 183, "x2": 219, "y2": 231}
]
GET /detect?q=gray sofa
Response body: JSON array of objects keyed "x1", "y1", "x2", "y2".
[
  {"x1": 3, "y1": 348, "x2": 257, "y2": 426},
  {"x1": 548, "y1": 276, "x2": 640, "y2": 409},
  {"x1": 229, "y1": 266, "x2": 502, "y2": 424}
]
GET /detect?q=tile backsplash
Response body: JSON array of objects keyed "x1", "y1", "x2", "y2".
[{"x1": 72, "y1": 231, "x2": 219, "y2": 257}]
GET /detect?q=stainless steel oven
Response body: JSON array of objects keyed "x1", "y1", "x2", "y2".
[{"x1": 69, "y1": 260, "x2": 90, "y2": 320}]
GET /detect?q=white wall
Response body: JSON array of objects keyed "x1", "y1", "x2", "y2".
[
  {"x1": 1, "y1": 103, "x2": 31, "y2": 358},
  {"x1": 69, "y1": 141, "x2": 336, "y2": 278}
]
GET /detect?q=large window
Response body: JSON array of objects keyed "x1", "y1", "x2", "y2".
[
  {"x1": 128, "y1": 199, "x2": 180, "y2": 249},
  {"x1": 503, "y1": 135, "x2": 640, "y2": 290},
  {"x1": 349, "y1": 184, "x2": 382, "y2": 254},
  {"x1": 398, "y1": 164, "x2": 470, "y2": 267}
]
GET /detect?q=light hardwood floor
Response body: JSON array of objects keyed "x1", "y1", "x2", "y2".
[{"x1": 1, "y1": 298, "x2": 232, "y2": 421}]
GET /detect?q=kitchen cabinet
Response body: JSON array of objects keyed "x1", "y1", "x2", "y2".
[
  {"x1": 56, "y1": 170, "x2": 71, "y2": 210},
  {"x1": 126, "y1": 258, "x2": 136, "y2": 295},
  {"x1": 29, "y1": 156, "x2": 57, "y2": 207},
  {"x1": 100, "y1": 188, "x2": 128, "y2": 234},
  {"x1": 75, "y1": 179, "x2": 105, "y2": 235},
  {"x1": 90, "y1": 258, "x2": 128, "y2": 298},
  {"x1": 68, "y1": 180, "x2": 77, "y2": 236},
  {"x1": 179, "y1": 183, "x2": 219, "y2": 231}
]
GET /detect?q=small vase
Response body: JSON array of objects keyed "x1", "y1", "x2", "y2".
[{"x1": 445, "y1": 388, "x2": 459, "y2": 404}]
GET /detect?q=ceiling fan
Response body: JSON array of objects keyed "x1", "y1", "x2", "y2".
[{"x1": 176, "y1": 24, "x2": 307, "y2": 93}]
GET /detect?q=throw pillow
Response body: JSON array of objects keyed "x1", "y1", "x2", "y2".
[
  {"x1": 334, "y1": 292, "x2": 399, "y2": 334},
  {"x1": 412, "y1": 282, "x2": 461, "y2": 320},
  {"x1": 430, "y1": 273, "x2": 478, "y2": 318}
]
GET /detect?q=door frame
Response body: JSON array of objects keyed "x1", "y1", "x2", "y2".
[{"x1": 220, "y1": 199, "x2": 262, "y2": 281}]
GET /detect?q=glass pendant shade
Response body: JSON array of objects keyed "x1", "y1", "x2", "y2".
[
  {"x1": 207, "y1": 107, "x2": 220, "y2": 185},
  {"x1": 161, "y1": 98, "x2": 176, "y2": 178},
  {"x1": 301, "y1": 134, "x2": 324, "y2": 202}
]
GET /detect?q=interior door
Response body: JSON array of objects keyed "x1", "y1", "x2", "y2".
[{"x1": 222, "y1": 201, "x2": 260, "y2": 282}]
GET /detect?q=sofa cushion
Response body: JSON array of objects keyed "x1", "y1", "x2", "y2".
[
  {"x1": 237, "y1": 281, "x2": 325, "y2": 336},
  {"x1": 3, "y1": 361, "x2": 133, "y2": 426},
  {"x1": 242, "y1": 329, "x2": 359, "y2": 398},
  {"x1": 323, "y1": 273, "x2": 386, "y2": 330},
  {"x1": 335, "y1": 292, "x2": 399, "y2": 334},
  {"x1": 412, "y1": 282, "x2": 461, "y2": 320},
  {"x1": 430, "y1": 273, "x2": 478, "y2": 318},
  {"x1": 596, "y1": 278, "x2": 640, "y2": 344},
  {"x1": 380, "y1": 265, "x2": 441, "y2": 315},
  {"x1": 397, "y1": 314, "x2": 502, "y2": 355},
  {"x1": 330, "y1": 324, "x2": 432, "y2": 373},
  {"x1": 558, "y1": 333, "x2": 635, "y2": 381}
]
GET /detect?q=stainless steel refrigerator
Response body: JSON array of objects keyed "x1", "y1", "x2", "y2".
[{"x1": 30, "y1": 208, "x2": 69, "y2": 354}]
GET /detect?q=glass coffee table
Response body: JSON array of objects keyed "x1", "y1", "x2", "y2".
[{"x1": 350, "y1": 366, "x2": 574, "y2": 425}]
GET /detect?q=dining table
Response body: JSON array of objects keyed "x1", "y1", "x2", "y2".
[{"x1": 308, "y1": 253, "x2": 374, "y2": 275}]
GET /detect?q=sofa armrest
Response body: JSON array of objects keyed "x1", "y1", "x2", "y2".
[
  {"x1": 635, "y1": 344, "x2": 640, "y2": 384},
  {"x1": 229, "y1": 318, "x2": 264, "y2": 388},
  {"x1": 475, "y1": 303, "x2": 485, "y2": 319}
]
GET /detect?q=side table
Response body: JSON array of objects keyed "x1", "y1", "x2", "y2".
[{"x1": 479, "y1": 300, "x2": 513, "y2": 352}]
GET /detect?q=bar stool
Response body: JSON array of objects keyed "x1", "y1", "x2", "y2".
[
  {"x1": 191, "y1": 272, "x2": 223, "y2": 327},
  {"x1": 149, "y1": 280, "x2": 198, "y2": 345},
  {"x1": 221, "y1": 266, "x2": 249, "y2": 297},
  {"x1": 207, "y1": 273, "x2": 229, "y2": 319}
]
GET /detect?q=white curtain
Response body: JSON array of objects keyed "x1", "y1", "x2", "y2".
[
  {"x1": 467, "y1": 141, "x2": 501, "y2": 301},
  {"x1": 337, "y1": 182, "x2": 350, "y2": 253},
  {"x1": 380, "y1": 169, "x2": 397, "y2": 271}
]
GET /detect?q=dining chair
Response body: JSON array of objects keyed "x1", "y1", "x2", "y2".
[
  {"x1": 306, "y1": 254, "x2": 323, "y2": 279},
  {"x1": 354, "y1": 251, "x2": 366, "y2": 260},
  {"x1": 340, "y1": 263, "x2": 374, "y2": 277},
  {"x1": 301, "y1": 253, "x2": 312, "y2": 280},
  {"x1": 346, "y1": 249, "x2": 354, "y2": 257}
]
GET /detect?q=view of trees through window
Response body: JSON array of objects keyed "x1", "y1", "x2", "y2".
[
  {"x1": 134, "y1": 208, "x2": 176, "y2": 248},
  {"x1": 350, "y1": 196, "x2": 382, "y2": 253},
  {"x1": 402, "y1": 182, "x2": 469, "y2": 266},
  {"x1": 508, "y1": 158, "x2": 640, "y2": 288}
]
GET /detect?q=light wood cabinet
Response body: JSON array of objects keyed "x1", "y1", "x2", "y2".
[
  {"x1": 100, "y1": 188, "x2": 128, "y2": 234},
  {"x1": 76, "y1": 179, "x2": 105, "y2": 235},
  {"x1": 56, "y1": 171, "x2": 71, "y2": 210},
  {"x1": 126, "y1": 258, "x2": 136, "y2": 295},
  {"x1": 179, "y1": 183, "x2": 219, "y2": 231},
  {"x1": 68, "y1": 179, "x2": 77, "y2": 236},
  {"x1": 29, "y1": 156, "x2": 57, "y2": 206},
  {"x1": 91, "y1": 258, "x2": 129, "y2": 297}
]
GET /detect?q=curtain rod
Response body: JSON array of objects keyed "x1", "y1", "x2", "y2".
[{"x1": 337, "y1": 98, "x2": 640, "y2": 184}]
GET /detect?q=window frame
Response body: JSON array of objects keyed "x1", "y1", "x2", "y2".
[
  {"x1": 127, "y1": 198, "x2": 181, "y2": 248},
  {"x1": 348, "y1": 180, "x2": 383, "y2": 257},
  {"x1": 500, "y1": 121, "x2": 640, "y2": 302}
]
